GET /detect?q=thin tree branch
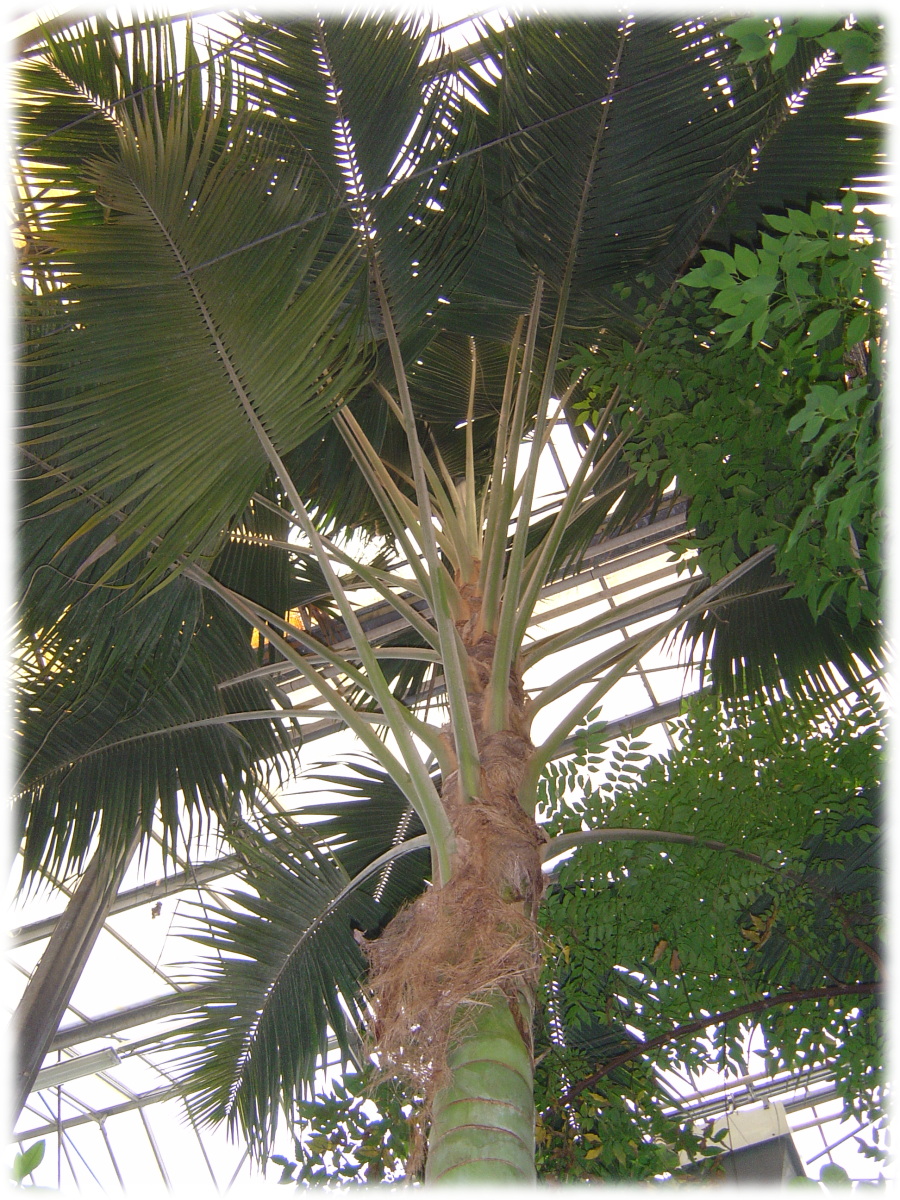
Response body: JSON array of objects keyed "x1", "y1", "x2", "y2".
[
  {"x1": 564, "y1": 982, "x2": 881, "y2": 1104},
  {"x1": 542, "y1": 828, "x2": 771, "y2": 868},
  {"x1": 840, "y1": 917, "x2": 885, "y2": 975}
]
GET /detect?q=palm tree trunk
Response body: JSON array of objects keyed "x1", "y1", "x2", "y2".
[
  {"x1": 426, "y1": 989, "x2": 536, "y2": 1182},
  {"x1": 366, "y1": 614, "x2": 545, "y2": 1181}
]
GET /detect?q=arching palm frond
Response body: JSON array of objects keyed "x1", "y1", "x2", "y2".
[
  {"x1": 21, "y1": 72, "x2": 368, "y2": 591},
  {"x1": 236, "y1": 14, "x2": 488, "y2": 346},
  {"x1": 157, "y1": 783, "x2": 430, "y2": 1154},
  {"x1": 17, "y1": 592, "x2": 298, "y2": 881},
  {"x1": 678, "y1": 557, "x2": 884, "y2": 702}
]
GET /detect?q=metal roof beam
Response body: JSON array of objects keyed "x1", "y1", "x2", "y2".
[
  {"x1": 50, "y1": 991, "x2": 206, "y2": 1052},
  {"x1": 17, "y1": 1084, "x2": 184, "y2": 1141},
  {"x1": 11, "y1": 857, "x2": 243, "y2": 949}
]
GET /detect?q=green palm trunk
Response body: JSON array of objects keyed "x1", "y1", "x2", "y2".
[{"x1": 427, "y1": 991, "x2": 536, "y2": 1183}]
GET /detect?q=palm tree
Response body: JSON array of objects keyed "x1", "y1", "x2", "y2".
[{"x1": 15, "y1": 10, "x2": 883, "y2": 1182}]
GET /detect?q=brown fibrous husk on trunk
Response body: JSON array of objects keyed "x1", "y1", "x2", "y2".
[{"x1": 360, "y1": 626, "x2": 547, "y2": 1166}]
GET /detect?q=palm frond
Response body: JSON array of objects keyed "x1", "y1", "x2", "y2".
[
  {"x1": 679, "y1": 557, "x2": 883, "y2": 701},
  {"x1": 210, "y1": 491, "x2": 298, "y2": 619},
  {"x1": 15, "y1": 16, "x2": 226, "y2": 256},
  {"x1": 20, "y1": 73, "x2": 368, "y2": 588},
  {"x1": 306, "y1": 758, "x2": 429, "y2": 878},
  {"x1": 477, "y1": 20, "x2": 756, "y2": 294},
  {"x1": 238, "y1": 14, "x2": 488, "y2": 346},
  {"x1": 158, "y1": 806, "x2": 428, "y2": 1154},
  {"x1": 707, "y1": 68, "x2": 885, "y2": 247},
  {"x1": 281, "y1": 333, "x2": 512, "y2": 536},
  {"x1": 16, "y1": 596, "x2": 297, "y2": 880},
  {"x1": 464, "y1": 17, "x2": 878, "y2": 344}
]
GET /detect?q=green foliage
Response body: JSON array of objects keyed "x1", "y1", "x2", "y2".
[
  {"x1": 533, "y1": 1055, "x2": 723, "y2": 1181},
  {"x1": 156, "y1": 811, "x2": 428, "y2": 1153},
  {"x1": 255, "y1": 688, "x2": 885, "y2": 1186},
  {"x1": 149, "y1": 761, "x2": 431, "y2": 1158},
  {"x1": 724, "y1": 16, "x2": 883, "y2": 90},
  {"x1": 11, "y1": 1141, "x2": 45, "y2": 1185},
  {"x1": 270, "y1": 1069, "x2": 415, "y2": 1185},
  {"x1": 20, "y1": 108, "x2": 368, "y2": 593},
  {"x1": 573, "y1": 195, "x2": 883, "y2": 627},
  {"x1": 534, "y1": 690, "x2": 884, "y2": 1179},
  {"x1": 15, "y1": 587, "x2": 298, "y2": 879},
  {"x1": 14, "y1": 9, "x2": 887, "y2": 1181},
  {"x1": 820, "y1": 1161, "x2": 852, "y2": 1187}
]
